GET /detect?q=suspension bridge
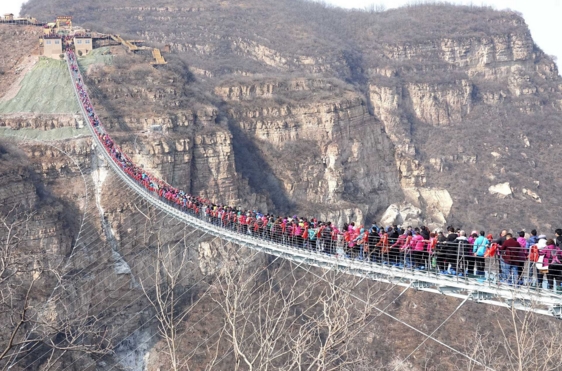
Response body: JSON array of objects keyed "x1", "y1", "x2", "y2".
[{"x1": 62, "y1": 52, "x2": 562, "y2": 319}]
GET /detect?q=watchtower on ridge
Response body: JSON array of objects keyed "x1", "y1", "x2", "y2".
[
  {"x1": 74, "y1": 35, "x2": 93, "y2": 56},
  {"x1": 40, "y1": 35, "x2": 63, "y2": 58}
]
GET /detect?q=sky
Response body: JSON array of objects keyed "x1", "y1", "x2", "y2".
[{"x1": 1, "y1": 0, "x2": 560, "y2": 66}]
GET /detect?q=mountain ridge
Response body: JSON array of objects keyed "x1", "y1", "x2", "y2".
[{"x1": 15, "y1": 0, "x2": 562, "y2": 231}]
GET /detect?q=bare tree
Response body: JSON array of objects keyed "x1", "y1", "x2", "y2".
[
  {"x1": 494, "y1": 306, "x2": 562, "y2": 371},
  {"x1": 0, "y1": 204, "x2": 111, "y2": 370},
  {"x1": 206, "y1": 258, "x2": 386, "y2": 371},
  {"x1": 139, "y1": 227, "x2": 195, "y2": 371},
  {"x1": 364, "y1": 3, "x2": 386, "y2": 13},
  {"x1": 456, "y1": 304, "x2": 562, "y2": 371}
]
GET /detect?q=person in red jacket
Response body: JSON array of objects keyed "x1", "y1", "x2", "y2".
[
  {"x1": 499, "y1": 233, "x2": 527, "y2": 285},
  {"x1": 390, "y1": 230, "x2": 406, "y2": 266}
]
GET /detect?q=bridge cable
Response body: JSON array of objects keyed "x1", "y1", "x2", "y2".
[
  {"x1": 3, "y1": 168, "x2": 183, "y2": 362},
  {"x1": 98, "y1": 245, "x2": 306, "y2": 371},
  {"x1": 302, "y1": 268, "x2": 495, "y2": 370},
  {"x1": 1, "y1": 137, "x2": 91, "y2": 369},
  {"x1": 204, "y1": 275, "x2": 412, "y2": 369},
  {"x1": 3, "y1": 137, "x2": 232, "y2": 367},
  {"x1": 9, "y1": 192, "x2": 205, "y2": 368},
  {"x1": 18, "y1": 225, "x2": 209, "y2": 371},
  {"x1": 58, "y1": 237, "x2": 276, "y2": 371},
  {"x1": 19, "y1": 223, "x2": 208, "y2": 371},
  {"x1": 67, "y1": 239, "x2": 286, "y2": 371},
  {"x1": 391, "y1": 295, "x2": 485, "y2": 371},
  {"x1": 100, "y1": 243, "x2": 328, "y2": 371},
  {"x1": 176, "y1": 256, "x2": 346, "y2": 368},
  {"x1": 10, "y1": 224, "x2": 201, "y2": 370}
]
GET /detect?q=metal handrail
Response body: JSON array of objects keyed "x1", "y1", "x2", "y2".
[{"x1": 64, "y1": 53, "x2": 562, "y2": 317}]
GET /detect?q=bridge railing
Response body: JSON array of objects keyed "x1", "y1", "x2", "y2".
[{"x1": 64, "y1": 51, "x2": 562, "y2": 316}]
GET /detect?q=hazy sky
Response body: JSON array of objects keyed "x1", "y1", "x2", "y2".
[{"x1": 2, "y1": 0, "x2": 560, "y2": 66}]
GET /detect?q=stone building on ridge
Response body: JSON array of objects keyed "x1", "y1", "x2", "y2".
[
  {"x1": 74, "y1": 35, "x2": 93, "y2": 56},
  {"x1": 40, "y1": 35, "x2": 63, "y2": 58}
]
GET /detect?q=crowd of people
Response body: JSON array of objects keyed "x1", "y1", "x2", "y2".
[{"x1": 66, "y1": 50, "x2": 562, "y2": 292}]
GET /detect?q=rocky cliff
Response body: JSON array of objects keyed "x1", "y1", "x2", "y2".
[{"x1": 18, "y1": 0, "x2": 561, "y2": 231}]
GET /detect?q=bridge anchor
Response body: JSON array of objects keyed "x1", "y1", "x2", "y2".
[
  {"x1": 470, "y1": 291, "x2": 496, "y2": 302},
  {"x1": 506, "y1": 298, "x2": 533, "y2": 309},
  {"x1": 412, "y1": 281, "x2": 433, "y2": 290},
  {"x1": 550, "y1": 305, "x2": 562, "y2": 319}
]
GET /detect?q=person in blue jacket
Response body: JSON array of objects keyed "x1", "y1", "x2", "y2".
[{"x1": 473, "y1": 231, "x2": 489, "y2": 276}]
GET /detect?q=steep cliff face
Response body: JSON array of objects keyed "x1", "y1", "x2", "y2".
[
  {"x1": 368, "y1": 24, "x2": 561, "y2": 229},
  {"x1": 72, "y1": 49, "x2": 247, "y2": 206},
  {"x1": 22, "y1": 0, "x2": 557, "y2": 230},
  {"x1": 6, "y1": 1, "x2": 562, "y2": 230},
  {"x1": 0, "y1": 113, "x2": 80, "y2": 129},
  {"x1": 72, "y1": 46, "x2": 402, "y2": 219},
  {"x1": 0, "y1": 147, "x2": 78, "y2": 259},
  {"x1": 219, "y1": 77, "x2": 401, "y2": 221},
  {"x1": 0, "y1": 141, "x2": 103, "y2": 371}
]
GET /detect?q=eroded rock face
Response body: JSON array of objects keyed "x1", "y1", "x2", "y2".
[
  {"x1": 367, "y1": 21, "x2": 560, "y2": 229},
  {"x1": 369, "y1": 83, "x2": 425, "y2": 189},
  {"x1": 522, "y1": 188, "x2": 541, "y2": 203},
  {"x1": 404, "y1": 187, "x2": 453, "y2": 228},
  {"x1": 0, "y1": 113, "x2": 80, "y2": 130},
  {"x1": 117, "y1": 128, "x2": 241, "y2": 205},
  {"x1": 380, "y1": 203, "x2": 423, "y2": 227},
  {"x1": 225, "y1": 80, "x2": 402, "y2": 216},
  {"x1": 406, "y1": 80, "x2": 473, "y2": 127}
]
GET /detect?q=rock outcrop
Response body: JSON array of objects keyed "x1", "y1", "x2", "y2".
[{"x1": 489, "y1": 182, "x2": 512, "y2": 198}]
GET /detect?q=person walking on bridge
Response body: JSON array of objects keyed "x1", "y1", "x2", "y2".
[
  {"x1": 499, "y1": 233, "x2": 526, "y2": 286},
  {"x1": 472, "y1": 231, "x2": 489, "y2": 277}
]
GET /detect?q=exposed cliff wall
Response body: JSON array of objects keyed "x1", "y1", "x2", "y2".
[
  {"x1": 221, "y1": 77, "x2": 402, "y2": 221},
  {"x1": 0, "y1": 113, "x2": 80, "y2": 129},
  {"x1": 8, "y1": 0, "x2": 562, "y2": 230},
  {"x1": 368, "y1": 24, "x2": 561, "y2": 229}
]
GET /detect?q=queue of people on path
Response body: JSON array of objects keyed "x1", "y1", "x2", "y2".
[{"x1": 66, "y1": 50, "x2": 562, "y2": 293}]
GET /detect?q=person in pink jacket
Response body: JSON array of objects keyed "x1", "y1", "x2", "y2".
[
  {"x1": 293, "y1": 222, "x2": 302, "y2": 248},
  {"x1": 399, "y1": 231, "x2": 414, "y2": 268},
  {"x1": 517, "y1": 231, "x2": 527, "y2": 249},
  {"x1": 412, "y1": 229, "x2": 426, "y2": 269},
  {"x1": 347, "y1": 223, "x2": 358, "y2": 248},
  {"x1": 539, "y1": 239, "x2": 562, "y2": 290}
]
